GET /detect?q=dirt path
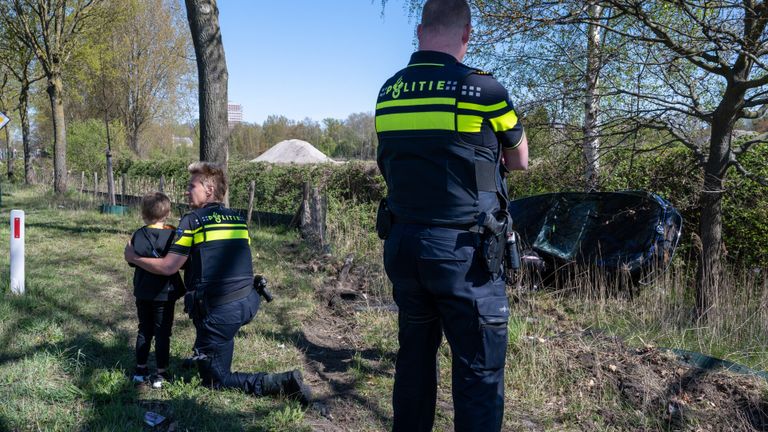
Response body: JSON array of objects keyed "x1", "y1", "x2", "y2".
[
  {"x1": 292, "y1": 246, "x2": 768, "y2": 431},
  {"x1": 295, "y1": 255, "x2": 394, "y2": 431}
]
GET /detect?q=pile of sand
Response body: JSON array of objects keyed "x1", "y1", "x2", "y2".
[{"x1": 251, "y1": 139, "x2": 337, "y2": 164}]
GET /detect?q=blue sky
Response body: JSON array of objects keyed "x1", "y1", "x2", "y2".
[{"x1": 218, "y1": 0, "x2": 417, "y2": 124}]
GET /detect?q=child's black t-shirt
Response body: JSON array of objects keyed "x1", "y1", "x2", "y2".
[{"x1": 130, "y1": 224, "x2": 184, "y2": 301}]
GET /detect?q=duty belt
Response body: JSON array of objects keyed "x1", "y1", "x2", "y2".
[
  {"x1": 207, "y1": 285, "x2": 253, "y2": 307},
  {"x1": 392, "y1": 216, "x2": 484, "y2": 234}
]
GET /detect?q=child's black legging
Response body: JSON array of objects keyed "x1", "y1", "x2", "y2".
[{"x1": 135, "y1": 299, "x2": 176, "y2": 369}]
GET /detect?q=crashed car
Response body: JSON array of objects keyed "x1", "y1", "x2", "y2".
[{"x1": 507, "y1": 191, "x2": 683, "y2": 289}]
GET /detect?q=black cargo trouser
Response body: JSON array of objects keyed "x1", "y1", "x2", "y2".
[
  {"x1": 192, "y1": 290, "x2": 266, "y2": 394},
  {"x1": 384, "y1": 224, "x2": 510, "y2": 432}
]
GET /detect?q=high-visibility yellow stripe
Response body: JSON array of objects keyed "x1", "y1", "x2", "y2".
[
  {"x1": 376, "y1": 97, "x2": 456, "y2": 110},
  {"x1": 457, "y1": 100, "x2": 508, "y2": 112},
  {"x1": 175, "y1": 236, "x2": 193, "y2": 247},
  {"x1": 457, "y1": 115, "x2": 483, "y2": 132},
  {"x1": 489, "y1": 110, "x2": 519, "y2": 132},
  {"x1": 376, "y1": 112, "x2": 455, "y2": 132},
  {"x1": 193, "y1": 229, "x2": 249, "y2": 243},
  {"x1": 183, "y1": 227, "x2": 202, "y2": 234}
]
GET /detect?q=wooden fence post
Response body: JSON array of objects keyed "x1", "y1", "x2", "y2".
[
  {"x1": 299, "y1": 182, "x2": 327, "y2": 250},
  {"x1": 93, "y1": 172, "x2": 98, "y2": 202},
  {"x1": 121, "y1": 173, "x2": 127, "y2": 206},
  {"x1": 159, "y1": 175, "x2": 165, "y2": 193},
  {"x1": 246, "y1": 180, "x2": 256, "y2": 229},
  {"x1": 80, "y1": 171, "x2": 85, "y2": 194}
]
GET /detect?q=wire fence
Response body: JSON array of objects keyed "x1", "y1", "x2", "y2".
[{"x1": 72, "y1": 170, "x2": 294, "y2": 227}]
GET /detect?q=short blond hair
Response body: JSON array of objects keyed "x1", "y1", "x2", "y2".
[
  {"x1": 188, "y1": 161, "x2": 227, "y2": 201},
  {"x1": 141, "y1": 192, "x2": 171, "y2": 224}
]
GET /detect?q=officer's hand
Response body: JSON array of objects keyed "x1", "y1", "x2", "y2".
[{"x1": 124, "y1": 241, "x2": 137, "y2": 265}]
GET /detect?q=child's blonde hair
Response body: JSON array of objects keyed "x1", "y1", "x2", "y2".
[{"x1": 141, "y1": 192, "x2": 171, "y2": 224}]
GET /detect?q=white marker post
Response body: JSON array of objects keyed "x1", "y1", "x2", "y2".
[{"x1": 10, "y1": 210, "x2": 25, "y2": 295}]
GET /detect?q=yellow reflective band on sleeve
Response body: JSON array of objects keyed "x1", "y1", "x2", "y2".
[
  {"x1": 195, "y1": 229, "x2": 250, "y2": 243},
  {"x1": 175, "y1": 235, "x2": 193, "y2": 247},
  {"x1": 489, "y1": 110, "x2": 519, "y2": 132},
  {"x1": 376, "y1": 112, "x2": 455, "y2": 132},
  {"x1": 457, "y1": 115, "x2": 484, "y2": 132},
  {"x1": 376, "y1": 97, "x2": 456, "y2": 110},
  {"x1": 457, "y1": 100, "x2": 508, "y2": 113},
  {"x1": 407, "y1": 63, "x2": 444, "y2": 67}
]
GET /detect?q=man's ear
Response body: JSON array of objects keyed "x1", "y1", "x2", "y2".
[
  {"x1": 204, "y1": 182, "x2": 215, "y2": 198},
  {"x1": 416, "y1": 23, "x2": 424, "y2": 43},
  {"x1": 462, "y1": 24, "x2": 471, "y2": 44}
]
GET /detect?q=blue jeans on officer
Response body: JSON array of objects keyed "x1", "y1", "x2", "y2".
[{"x1": 385, "y1": 224, "x2": 509, "y2": 432}]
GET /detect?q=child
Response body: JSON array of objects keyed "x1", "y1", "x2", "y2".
[{"x1": 129, "y1": 192, "x2": 184, "y2": 388}]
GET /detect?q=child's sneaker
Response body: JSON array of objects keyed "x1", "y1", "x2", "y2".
[
  {"x1": 151, "y1": 371, "x2": 170, "y2": 389},
  {"x1": 132, "y1": 366, "x2": 149, "y2": 384}
]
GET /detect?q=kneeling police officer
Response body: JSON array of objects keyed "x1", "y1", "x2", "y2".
[{"x1": 124, "y1": 161, "x2": 311, "y2": 404}]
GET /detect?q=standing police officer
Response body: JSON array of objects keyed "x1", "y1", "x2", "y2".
[
  {"x1": 124, "y1": 162, "x2": 311, "y2": 405},
  {"x1": 375, "y1": 1, "x2": 528, "y2": 430}
]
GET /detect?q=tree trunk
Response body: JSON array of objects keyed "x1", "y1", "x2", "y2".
[
  {"x1": 185, "y1": 0, "x2": 229, "y2": 172},
  {"x1": 128, "y1": 127, "x2": 140, "y2": 155},
  {"x1": 19, "y1": 89, "x2": 33, "y2": 185},
  {"x1": 106, "y1": 149, "x2": 116, "y2": 205},
  {"x1": 104, "y1": 111, "x2": 116, "y2": 206},
  {"x1": 695, "y1": 87, "x2": 742, "y2": 320},
  {"x1": 583, "y1": 3, "x2": 603, "y2": 192},
  {"x1": 47, "y1": 73, "x2": 68, "y2": 194},
  {"x1": 4, "y1": 127, "x2": 10, "y2": 180}
]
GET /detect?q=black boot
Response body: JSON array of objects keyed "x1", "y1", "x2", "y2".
[{"x1": 261, "y1": 369, "x2": 312, "y2": 406}]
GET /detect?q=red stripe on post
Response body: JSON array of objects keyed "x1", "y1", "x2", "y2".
[{"x1": 14, "y1": 217, "x2": 20, "y2": 239}]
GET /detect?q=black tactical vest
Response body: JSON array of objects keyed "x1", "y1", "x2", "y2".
[
  {"x1": 376, "y1": 53, "x2": 507, "y2": 226},
  {"x1": 183, "y1": 204, "x2": 253, "y2": 296}
]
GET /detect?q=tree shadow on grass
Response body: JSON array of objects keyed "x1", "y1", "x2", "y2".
[
  {"x1": 26, "y1": 220, "x2": 133, "y2": 236},
  {"x1": 0, "y1": 287, "x2": 294, "y2": 431},
  {"x1": 252, "y1": 300, "x2": 395, "y2": 428},
  {"x1": 0, "y1": 413, "x2": 11, "y2": 432}
]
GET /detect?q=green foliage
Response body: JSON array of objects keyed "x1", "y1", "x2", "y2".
[
  {"x1": 124, "y1": 158, "x2": 191, "y2": 178},
  {"x1": 227, "y1": 160, "x2": 387, "y2": 214},
  {"x1": 598, "y1": 141, "x2": 768, "y2": 268},
  {"x1": 723, "y1": 145, "x2": 768, "y2": 267},
  {"x1": 227, "y1": 160, "x2": 317, "y2": 213},
  {"x1": 325, "y1": 161, "x2": 386, "y2": 203},
  {"x1": 116, "y1": 142, "x2": 766, "y2": 269},
  {"x1": 66, "y1": 119, "x2": 133, "y2": 175},
  {"x1": 507, "y1": 150, "x2": 584, "y2": 199}
]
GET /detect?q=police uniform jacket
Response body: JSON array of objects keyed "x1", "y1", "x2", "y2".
[
  {"x1": 375, "y1": 50, "x2": 525, "y2": 225},
  {"x1": 130, "y1": 224, "x2": 184, "y2": 301},
  {"x1": 168, "y1": 203, "x2": 253, "y2": 299}
]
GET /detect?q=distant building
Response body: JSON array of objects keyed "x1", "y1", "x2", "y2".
[
  {"x1": 228, "y1": 103, "x2": 243, "y2": 125},
  {"x1": 172, "y1": 136, "x2": 193, "y2": 148}
]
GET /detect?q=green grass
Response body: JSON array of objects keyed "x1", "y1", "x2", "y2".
[
  {"x1": 1, "y1": 185, "x2": 766, "y2": 431},
  {"x1": 0, "y1": 185, "x2": 317, "y2": 431}
]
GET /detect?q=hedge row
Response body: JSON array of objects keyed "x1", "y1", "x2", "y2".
[
  {"x1": 123, "y1": 147, "x2": 767, "y2": 267},
  {"x1": 123, "y1": 159, "x2": 386, "y2": 215}
]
